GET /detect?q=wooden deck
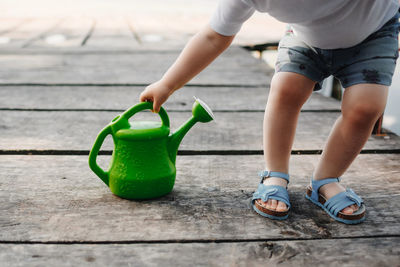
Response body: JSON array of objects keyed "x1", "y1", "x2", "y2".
[{"x1": 0, "y1": 15, "x2": 399, "y2": 266}]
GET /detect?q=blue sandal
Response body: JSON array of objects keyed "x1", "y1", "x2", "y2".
[
  {"x1": 305, "y1": 177, "x2": 366, "y2": 224},
  {"x1": 251, "y1": 171, "x2": 290, "y2": 220}
]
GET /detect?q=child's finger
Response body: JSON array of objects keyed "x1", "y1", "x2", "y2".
[
  {"x1": 152, "y1": 100, "x2": 160, "y2": 113},
  {"x1": 139, "y1": 92, "x2": 150, "y2": 102}
]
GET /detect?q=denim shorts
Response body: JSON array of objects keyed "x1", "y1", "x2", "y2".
[{"x1": 276, "y1": 10, "x2": 400, "y2": 90}]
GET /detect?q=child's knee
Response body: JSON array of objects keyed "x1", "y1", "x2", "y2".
[
  {"x1": 270, "y1": 72, "x2": 314, "y2": 106},
  {"x1": 343, "y1": 102, "x2": 384, "y2": 125}
]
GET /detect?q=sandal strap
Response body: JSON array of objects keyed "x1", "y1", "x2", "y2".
[
  {"x1": 252, "y1": 184, "x2": 291, "y2": 209},
  {"x1": 324, "y1": 189, "x2": 363, "y2": 216},
  {"x1": 310, "y1": 177, "x2": 340, "y2": 201},
  {"x1": 259, "y1": 170, "x2": 290, "y2": 184}
]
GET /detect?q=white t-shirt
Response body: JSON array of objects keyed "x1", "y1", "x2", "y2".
[{"x1": 210, "y1": 0, "x2": 399, "y2": 49}]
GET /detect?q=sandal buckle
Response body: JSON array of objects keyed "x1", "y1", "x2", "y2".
[
  {"x1": 259, "y1": 170, "x2": 271, "y2": 183},
  {"x1": 259, "y1": 170, "x2": 271, "y2": 178}
]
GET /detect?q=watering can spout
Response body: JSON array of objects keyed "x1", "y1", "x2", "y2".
[
  {"x1": 168, "y1": 116, "x2": 197, "y2": 164},
  {"x1": 167, "y1": 97, "x2": 214, "y2": 164}
]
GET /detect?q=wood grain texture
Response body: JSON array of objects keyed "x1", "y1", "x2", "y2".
[
  {"x1": 125, "y1": 13, "x2": 206, "y2": 50},
  {"x1": 1, "y1": 9, "x2": 398, "y2": 267},
  {"x1": 84, "y1": 17, "x2": 139, "y2": 48},
  {"x1": 0, "y1": 86, "x2": 340, "y2": 111},
  {"x1": 0, "y1": 154, "x2": 399, "y2": 242},
  {"x1": 0, "y1": 47, "x2": 271, "y2": 86},
  {"x1": 0, "y1": 18, "x2": 64, "y2": 48},
  {"x1": 0, "y1": 237, "x2": 399, "y2": 267},
  {"x1": 0, "y1": 110, "x2": 398, "y2": 151},
  {"x1": 0, "y1": 18, "x2": 32, "y2": 35},
  {"x1": 28, "y1": 17, "x2": 94, "y2": 48}
]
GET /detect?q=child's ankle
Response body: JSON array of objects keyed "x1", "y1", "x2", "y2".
[{"x1": 262, "y1": 177, "x2": 288, "y2": 187}]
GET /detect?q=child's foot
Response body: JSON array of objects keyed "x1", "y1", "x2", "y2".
[
  {"x1": 317, "y1": 182, "x2": 359, "y2": 214},
  {"x1": 256, "y1": 177, "x2": 288, "y2": 212},
  {"x1": 305, "y1": 177, "x2": 365, "y2": 224},
  {"x1": 252, "y1": 171, "x2": 291, "y2": 220}
]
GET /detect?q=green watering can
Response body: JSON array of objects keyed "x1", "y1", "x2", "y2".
[{"x1": 88, "y1": 97, "x2": 214, "y2": 199}]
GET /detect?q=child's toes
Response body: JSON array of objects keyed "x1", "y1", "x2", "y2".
[
  {"x1": 270, "y1": 199, "x2": 278, "y2": 210},
  {"x1": 263, "y1": 199, "x2": 271, "y2": 209},
  {"x1": 341, "y1": 206, "x2": 354, "y2": 214},
  {"x1": 276, "y1": 201, "x2": 287, "y2": 212},
  {"x1": 351, "y1": 204, "x2": 359, "y2": 212},
  {"x1": 260, "y1": 199, "x2": 269, "y2": 208}
]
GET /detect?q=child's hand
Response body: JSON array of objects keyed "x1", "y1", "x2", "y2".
[{"x1": 139, "y1": 81, "x2": 174, "y2": 113}]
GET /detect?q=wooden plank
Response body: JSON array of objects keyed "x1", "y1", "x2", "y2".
[
  {"x1": 0, "y1": 154, "x2": 399, "y2": 242},
  {"x1": 84, "y1": 17, "x2": 139, "y2": 48},
  {"x1": 28, "y1": 17, "x2": 93, "y2": 48},
  {"x1": 0, "y1": 86, "x2": 340, "y2": 111},
  {"x1": 126, "y1": 4, "x2": 285, "y2": 49},
  {"x1": 126, "y1": 14, "x2": 203, "y2": 50},
  {"x1": 0, "y1": 237, "x2": 399, "y2": 266},
  {"x1": 0, "y1": 110, "x2": 398, "y2": 151},
  {"x1": 122, "y1": 1, "x2": 216, "y2": 50},
  {"x1": 0, "y1": 18, "x2": 63, "y2": 48},
  {"x1": 0, "y1": 18, "x2": 32, "y2": 36},
  {"x1": 0, "y1": 47, "x2": 271, "y2": 86}
]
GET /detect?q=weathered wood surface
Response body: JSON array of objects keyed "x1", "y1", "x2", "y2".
[
  {"x1": 0, "y1": 47, "x2": 271, "y2": 86},
  {"x1": 126, "y1": 14, "x2": 204, "y2": 50},
  {"x1": 1, "y1": 13, "x2": 399, "y2": 266},
  {"x1": 0, "y1": 110, "x2": 398, "y2": 151},
  {"x1": 28, "y1": 17, "x2": 94, "y2": 48},
  {"x1": 0, "y1": 1, "x2": 288, "y2": 48},
  {"x1": 0, "y1": 18, "x2": 64, "y2": 48},
  {"x1": 0, "y1": 18, "x2": 32, "y2": 35},
  {"x1": 1, "y1": 237, "x2": 399, "y2": 267},
  {"x1": 0, "y1": 86, "x2": 341, "y2": 111},
  {"x1": 84, "y1": 17, "x2": 139, "y2": 48},
  {"x1": 0, "y1": 154, "x2": 399, "y2": 242}
]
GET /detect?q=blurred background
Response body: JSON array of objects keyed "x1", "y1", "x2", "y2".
[{"x1": 0, "y1": 0, "x2": 285, "y2": 49}]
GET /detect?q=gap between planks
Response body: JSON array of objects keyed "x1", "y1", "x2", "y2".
[
  {"x1": 80, "y1": 19, "x2": 96, "y2": 46},
  {"x1": 0, "y1": 149, "x2": 399, "y2": 156},
  {"x1": 0, "y1": 234, "x2": 400, "y2": 245},
  {"x1": 0, "y1": 18, "x2": 33, "y2": 36},
  {"x1": 0, "y1": 49, "x2": 185, "y2": 55},
  {"x1": 21, "y1": 18, "x2": 67, "y2": 48},
  {"x1": 0, "y1": 108, "x2": 341, "y2": 113},
  {"x1": 0, "y1": 83, "x2": 266, "y2": 88},
  {"x1": 0, "y1": 46, "x2": 256, "y2": 55},
  {"x1": 126, "y1": 18, "x2": 142, "y2": 44}
]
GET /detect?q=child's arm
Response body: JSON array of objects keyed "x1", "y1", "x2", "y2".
[{"x1": 140, "y1": 25, "x2": 235, "y2": 112}]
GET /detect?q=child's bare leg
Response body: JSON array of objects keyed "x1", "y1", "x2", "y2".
[
  {"x1": 313, "y1": 84, "x2": 389, "y2": 214},
  {"x1": 260, "y1": 72, "x2": 315, "y2": 211}
]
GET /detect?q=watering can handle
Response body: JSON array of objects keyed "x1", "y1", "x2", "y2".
[
  {"x1": 88, "y1": 125, "x2": 111, "y2": 186},
  {"x1": 122, "y1": 101, "x2": 170, "y2": 128}
]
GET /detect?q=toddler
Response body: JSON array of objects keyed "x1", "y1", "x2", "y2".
[{"x1": 140, "y1": 0, "x2": 400, "y2": 224}]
